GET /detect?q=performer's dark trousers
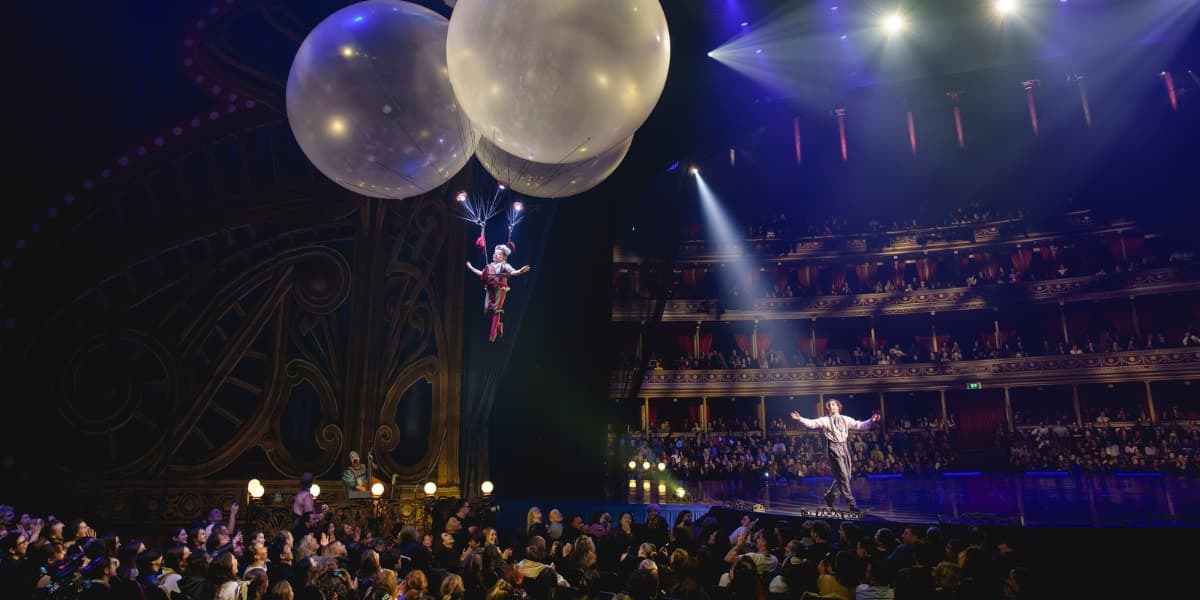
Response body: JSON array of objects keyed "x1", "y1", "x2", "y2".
[{"x1": 825, "y1": 441, "x2": 855, "y2": 505}]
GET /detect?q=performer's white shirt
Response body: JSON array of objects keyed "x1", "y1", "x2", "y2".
[
  {"x1": 795, "y1": 414, "x2": 872, "y2": 443},
  {"x1": 488, "y1": 261, "x2": 520, "y2": 276}
]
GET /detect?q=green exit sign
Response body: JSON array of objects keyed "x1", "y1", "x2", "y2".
[{"x1": 967, "y1": 382, "x2": 982, "y2": 390}]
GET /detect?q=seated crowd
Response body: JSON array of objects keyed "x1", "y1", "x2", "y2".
[
  {"x1": 631, "y1": 324, "x2": 1194, "y2": 372},
  {"x1": 0, "y1": 497, "x2": 1039, "y2": 600},
  {"x1": 619, "y1": 425, "x2": 958, "y2": 481},
  {"x1": 999, "y1": 421, "x2": 1200, "y2": 475}
]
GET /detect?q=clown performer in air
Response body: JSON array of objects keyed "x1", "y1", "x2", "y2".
[{"x1": 466, "y1": 242, "x2": 531, "y2": 342}]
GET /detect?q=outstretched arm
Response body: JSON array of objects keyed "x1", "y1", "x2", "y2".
[
  {"x1": 790, "y1": 411, "x2": 826, "y2": 430},
  {"x1": 466, "y1": 261, "x2": 483, "y2": 276},
  {"x1": 847, "y1": 414, "x2": 881, "y2": 431}
]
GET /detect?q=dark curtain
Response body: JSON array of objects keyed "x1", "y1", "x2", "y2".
[
  {"x1": 952, "y1": 395, "x2": 1005, "y2": 451},
  {"x1": 459, "y1": 206, "x2": 557, "y2": 496}
]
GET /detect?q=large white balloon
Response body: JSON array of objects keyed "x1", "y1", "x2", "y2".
[
  {"x1": 287, "y1": 0, "x2": 478, "y2": 199},
  {"x1": 475, "y1": 136, "x2": 633, "y2": 199},
  {"x1": 447, "y1": 0, "x2": 670, "y2": 164}
]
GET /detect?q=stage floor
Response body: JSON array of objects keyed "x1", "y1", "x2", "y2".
[{"x1": 620, "y1": 473, "x2": 1200, "y2": 527}]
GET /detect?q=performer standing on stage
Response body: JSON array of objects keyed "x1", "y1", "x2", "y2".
[{"x1": 791, "y1": 399, "x2": 879, "y2": 511}]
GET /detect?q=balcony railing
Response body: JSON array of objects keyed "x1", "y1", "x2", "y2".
[
  {"x1": 612, "y1": 267, "x2": 1199, "y2": 321},
  {"x1": 610, "y1": 348, "x2": 1200, "y2": 397}
]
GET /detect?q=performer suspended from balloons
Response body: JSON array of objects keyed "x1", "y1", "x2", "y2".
[
  {"x1": 791, "y1": 398, "x2": 880, "y2": 512},
  {"x1": 466, "y1": 242, "x2": 531, "y2": 342},
  {"x1": 458, "y1": 189, "x2": 531, "y2": 342}
]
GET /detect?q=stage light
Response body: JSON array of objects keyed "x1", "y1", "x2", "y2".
[
  {"x1": 643, "y1": 480, "x2": 651, "y2": 490},
  {"x1": 628, "y1": 460, "x2": 637, "y2": 470},
  {"x1": 310, "y1": 483, "x2": 321, "y2": 499},
  {"x1": 994, "y1": 0, "x2": 1017, "y2": 16},
  {"x1": 371, "y1": 482, "x2": 385, "y2": 498},
  {"x1": 628, "y1": 479, "x2": 637, "y2": 489},
  {"x1": 754, "y1": 48, "x2": 763, "y2": 54},
  {"x1": 883, "y1": 12, "x2": 907, "y2": 35},
  {"x1": 658, "y1": 483, "x2": 667, "y2": 495},
  {"x1": 641, "y1": 460, "x2": 651, "y2": 471},
  {"x1": 424, "y1": 481, "x2": 438, "y2": 496},
  {"x1": 675, "y1": 487, "x2": 686, "y2": 499},
  {"x1": 512, "y1": 201, "x2": 524, "y2": 212},
  {"x1": 688, "y1": 166, "x2": 698, "y2": 176},
  {"x1": 481, "y1": 480, "x2": 494, "y2": 495},
  {"x1": 740, "y1": 21, "x2": 749, "y2": 27},
  {"x1": 247, "y1": 479, "x2": 265, "y2": 499},
  {"x1": 497, "y1": 183, "x2": 507, "y2": 190},
  {"x1": 657, "y1": 462, "x2": 666, "y2": 472},
  {"x1": 456, "y1": 191, "x2": 467, "y2": 202}
]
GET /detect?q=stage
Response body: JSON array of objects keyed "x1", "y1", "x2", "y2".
[{"x1": 611, "y1": 472, "x2": 1200, "y2": 528}]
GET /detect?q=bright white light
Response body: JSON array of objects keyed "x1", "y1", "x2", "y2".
[
  {"x1": 497, "y1": 183, "x2": 507, "y2": 190},
  {"x1": 371, "y1": 482, "x2": 385, "y2": 497},
  {"x1": 628, "y1": 460, "x2": 637, "y2": 470},
  {"x1": 688, "y1": 166, "x2": 699, "y2": 176},
  {"x1": 423, "y1": 481, "x2": 438, "y2": 496},
  {"x1": 310, "y1": 483, "x2": 321, "y2": 499},
  {"x1": 657, "y1": 462, "x2": 666, "y2": 472},
  {"x1": 883, "y1": 13, "x2": 907, "y2": 35},
  {"x1": 481, "y1": 480, "x2": 495, "y2": 495},
  {"x1": 629, "y1": 479, "x2": 637, "y2": 489},
  {"x1": 994, "y1": 0, "x2": 1017, "y2": 16},
  {"x1": 675, "y1": 487, "x2": 687, "y2": 499},
  {"x1": 456, "y1": 191, "x2": 467, "y2": 202},
  {"x1": 512, "y1": 201, "x2": 524, "y2": 212}
]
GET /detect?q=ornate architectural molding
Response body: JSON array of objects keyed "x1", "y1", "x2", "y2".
[
  {"x1": 611, "y1": 349, "x2": 1200, "y2": 397},
  {"x1": 611, "y1": 268, "x2": 1199, "y2": 321}
]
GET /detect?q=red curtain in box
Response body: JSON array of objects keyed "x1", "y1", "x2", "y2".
[
  {"x1": 700, "y1": 334, "x2": 713, "y2": 355},
  {"x1": 1011, "y1": 248, "x2": 1033, "y2": 275},
  {"x1": 860, "y1": 336, "x2": 889, "y2": 350},
  {"x1": 1124, "y1": 236, "x2": 1145, "y2": 260},
  {"x1": 830, "y1": 267, "x2": 846, "y2": 289},
  {"x1": 676, "y1": 335, "x2": 693, "y2": 355},
  {"x1": 951, "y1": 395, "x2": 1005, "y2": 451},
  {"x1": 688, "y1": 405, "x2": 700, "y2": 424},
  {"x1": 735, "y1": 334, "x2": 751, "y2": 354},
  {"x1": 758, "y1": 333, "x2": 773, "y2": 359},
  {"x1": 647, "y1": 405, "x2": 658, "y2": 427}
]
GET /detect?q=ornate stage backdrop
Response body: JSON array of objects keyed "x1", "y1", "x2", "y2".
[{"x1": 0, "y1": 0, "x2": 477, "y2": 528}]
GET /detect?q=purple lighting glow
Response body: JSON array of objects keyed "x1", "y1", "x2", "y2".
[{"x1": 740, "y1": 21, "x2": 749, "y2": 27}]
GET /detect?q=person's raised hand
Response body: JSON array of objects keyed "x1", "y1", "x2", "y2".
[{"x1": 790, "y1": 411, "x2": 802, "y2": 421}]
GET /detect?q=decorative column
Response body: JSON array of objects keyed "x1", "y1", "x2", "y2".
[
  {"x1": 1022, "y1": 80, "x2": 1041, "y2": 136},
  {"x1": 817, "y1": 393, "x2": 825, "y2": 417},
  {"x1": 1067, "y1": 74, "x2": 1092, "y2": 128},
  {"x1": 869, "y1": 316, "x2": 878, "y2": 354},
  {"x1": 752, "y1": 320, "x2": 760, "y2": 363},
  {"x1": 1130, "y1": 297, "x2": 1142, "y2": 339},
  {"x1": 1059, "y1": 302, "x2": 1070, "y2": 343},
  {"x1": 993, "y1": 310, "x2": 1001, "y2": 350},
  {"x1": 636, "y1": 319, "x2": 645, "y2": 361},
  {"x1": 940, "y1": 389, "x2": 948, "y2": 425},
  {"x1": 701, "y1": 397, "x2": 709, "y2": 432},
  {"x1": 810, "y1": 317, "x2": 818, "y2": 359},
  {"x1": 835, "y1": 108, "x2": 849, "y2": 162},
  {"x1": 931, "y1": 312, "x2": 939, "y2": 353},
  {"x1": 878, "y1": 392, "x2": 886, "y2": 433},
  {"x1": 642, "y1": 397, "x2": 650, "y2": 434},
  {"x1": 1004, "y1": 387, "x2": 1014, "y2": 433},
  {"x1": 946, "y1": 90, "x2": 966, "y2": 149},
  {"x1": 1071, "y1": 385, "x2": 1082, "y2": 427},
  {"x1": 759, "y1": 396, "x2": 767, "y2": 435},
  {"x1": 1145, "y1": 381, "x2": 1157, "y2": 423},
  {"x1": 693, "y1": 321, "x2": 701, "y2": 359}
]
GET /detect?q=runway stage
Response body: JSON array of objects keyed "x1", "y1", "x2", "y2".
[{"x1": 616, "y1": 472, "x2": 1200, "y2": 528}]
